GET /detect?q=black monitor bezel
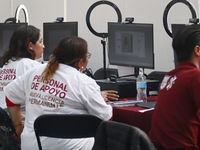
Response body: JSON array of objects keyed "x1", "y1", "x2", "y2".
[
  {"x1": 43, "y1": 22, "x2": 78, "y2": 61},
  {"x1": 171, "y1": 24, "x2": 186, "y2": 68},
  {"x1": 108, "y1": 22, "x2": 154, "y2": 70},
  {"x1": 0, "y1": 23, "x2": 27, "y2": 57},
  {"x1": 0, "y1": 23, "x2": 27, "y2": 67}
]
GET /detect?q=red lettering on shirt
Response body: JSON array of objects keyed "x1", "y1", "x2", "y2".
[
  {"x1": 63, "y1": 85, "x2": 67, "y2": 92},
  {"x1": 54, "y1": 89, "x2": 60, "y2": 96},
  {"x1": 49, "y1": 88, "x2": 55, "y2": 94},
  {"x1": 0, "y1": 75, "x2": 3, "y2": 81},
  {"x1": 59, "y1": 92, "x2": 66, "y2": 98},
  {"x1": 33, "y1": 75, "x2": 39, "y2": 81}
]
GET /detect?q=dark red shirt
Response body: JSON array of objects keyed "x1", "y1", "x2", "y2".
[{"x1": 149, "y1": 61, "x2": 200, "y2": 150}]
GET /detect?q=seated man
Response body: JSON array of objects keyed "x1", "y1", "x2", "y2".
[{"x1": 149, "y1": 24, "x2": 200, "y2": 150}]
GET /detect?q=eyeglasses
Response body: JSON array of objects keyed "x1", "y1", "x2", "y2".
[{"x1": 87, "y1": 52, "x2": 91, "y2": 59}]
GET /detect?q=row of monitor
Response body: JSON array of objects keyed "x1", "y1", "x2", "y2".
[{"x1": 0, "y1": 22, "x2": 183, "y2": 69}]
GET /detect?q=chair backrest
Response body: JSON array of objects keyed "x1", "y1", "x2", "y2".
[
  {"x1": 34, "y1": 114, "x2": 102, "y2": 150},
  {"x1": 0, "y1": 107, "x2": 17, "y2": 136},
  {"x1": 92, "y1": 121, "x2": 156, "y2": 150}
]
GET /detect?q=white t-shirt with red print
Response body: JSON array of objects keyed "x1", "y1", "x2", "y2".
[
  {"x1": 0, "y1": 59, "x2": 19, "y2": 109},
  {"x1": 0, "y1": 58, "x2": 41, "y2": 122},
  {"x1": 4, "y1": 63, "x2": 112, "y2": 150}
]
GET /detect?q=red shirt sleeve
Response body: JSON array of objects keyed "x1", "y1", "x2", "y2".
[
  {"x1": 109, "y1": 116, "x2": 113, "y2": 121},
  {"x1": 5, "y1": 97, "x2": 20, "y2": 107}
]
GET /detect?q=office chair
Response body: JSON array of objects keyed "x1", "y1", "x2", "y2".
[
  {"x1": 34, "y1": 114, "x2": 102, "y2": 150},
  {"x1": 0, "y1": 107, "x2": 20, "y2": 150},
  {"x1": 92, "y1": 121, "x2": 156, "y2": 150},
  {"x1": 0, "y1": 107, "x2": 17, "y2": 136}
]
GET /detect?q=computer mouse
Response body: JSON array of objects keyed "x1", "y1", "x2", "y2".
[{"x1": 109, "y1": 74, "x2": 117, "y2": 82}]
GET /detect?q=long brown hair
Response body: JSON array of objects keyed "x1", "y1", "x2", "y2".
[
  {"x1": 2, "y1": 25, "x2": 40, "y2": 65},
  {"x1": 41, "y1": 37, "x2": 88, "y2": 80}
]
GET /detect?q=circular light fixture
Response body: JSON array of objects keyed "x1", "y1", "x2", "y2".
[
  {"x1": 15, "y1": 4, "x2": 29, "y2": 24},
  {"x1": 86, "y1": 1, "x2": 122, "y2": 38},
  {"x1": 163, "y1": 0, "x2": 197, "y2": 38}
]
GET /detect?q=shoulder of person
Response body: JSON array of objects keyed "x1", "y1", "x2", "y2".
[
  {"x1": 20, "y1": 58, "x2": 41, "y2": 65},
  {"x1": 16, "y1": 58, "x2": 43, "y2": 77},
  {"x1": 18, "y1": 58, "x2": 41, "y2": 70},
  {"x1": 78, "y1": 72, "x2": 96, "y2": 85},
  {"x1": 19, "y1": 63, "x2": 46, "y2": 78},
  {"x1": 2, "y1": 59, "x2": 21, "y2": 69}
]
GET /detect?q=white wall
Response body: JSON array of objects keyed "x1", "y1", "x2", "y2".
[
  {"x1": 0, "y1": 0, "x2": 199, "y2": 74},
  {"x1": 66, "y1": 0, "x2": 199, "y2": 74},
  {"x1": 0, "y1": 1, "x2": 11, "y2": 21}
]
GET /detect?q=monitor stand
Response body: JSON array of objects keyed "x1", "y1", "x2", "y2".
[
  {"x1": 119, "y1": 68, "x2": 140, "y2": 79},
  {"x1": 117, "y1": 66, "x2": 139, "y2": 76}
]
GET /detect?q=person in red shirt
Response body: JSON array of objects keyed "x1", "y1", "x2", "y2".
[{"x1": 149, "y1": 24, "x2": 200, "y2": 150}]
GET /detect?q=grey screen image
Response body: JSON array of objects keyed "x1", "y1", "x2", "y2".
[{"x1": 108, "y1": 22, "x2": 154, "y2": 69}]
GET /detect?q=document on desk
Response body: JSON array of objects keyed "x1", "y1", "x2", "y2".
[
  {"x1": 138, "y1": 108, "x2": 154, "y2": 113},
  {"x1": 107, "y1": 100, "x2": 143, "y2": 107}
]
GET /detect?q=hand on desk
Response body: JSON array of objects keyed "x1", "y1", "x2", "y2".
[{"x1": 101, "y1": 90, "x2": 119, "y2": 102}]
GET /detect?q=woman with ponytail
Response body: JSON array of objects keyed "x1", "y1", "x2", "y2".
[{"x1": 4, "y1": 37, "x2": 112, "y2": 150}]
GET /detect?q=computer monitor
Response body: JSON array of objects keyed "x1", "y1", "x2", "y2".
[
  {"x1": 108, "y1": 22, "x2": 154, "y2": 76},
  {"x1": 171, "y1": 24, "x2": 186, "y2": 67},
  {"x1": 0, "y1": 23, "x2": 27, "y2": 67},
  {"x1": 43, "y1": 22, "x2": 78, "y2": 61}
]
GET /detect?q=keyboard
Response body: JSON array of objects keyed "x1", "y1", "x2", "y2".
[{"x1": 135, "y1": 101, "x2": 157, "y2": 109}]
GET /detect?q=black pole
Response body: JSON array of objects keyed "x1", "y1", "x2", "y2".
[
  {"x1": 135, "y1": 68, "x2": 139, "y2": 77},
  {"x1": 101, "y1": 39, "x2": 106, "y2": 79}
]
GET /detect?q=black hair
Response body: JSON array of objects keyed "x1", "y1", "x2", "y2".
[{"x1": 172, "y1": 24, "x2": 200, "y2": 62}]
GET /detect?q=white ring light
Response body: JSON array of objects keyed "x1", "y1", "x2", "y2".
[{"x1": 15, "y1": 4, "x2": 29, "y2": 24}]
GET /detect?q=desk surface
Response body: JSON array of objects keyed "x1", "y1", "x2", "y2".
[{"x1": 112, "y1": 96, "x2": 158, "y2": 134}]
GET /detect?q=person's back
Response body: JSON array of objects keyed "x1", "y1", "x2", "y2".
[
  {"x1": 5, "y1": 37, "x2": 112, "y2": 150},
  {"x1": 0, "y1": 59, "x2": 20, "y2": 109},
  {"x1": 149, "y1": 24, "x2": 200, "y2": 150},
  {"x1": 149, "y1": 62, "x2": 200, "y2": 149},
  {"x1": 0, "y1": 24, "x2": 44, "y2": 150},
  {"x1": 0, "y1": 58, "x2": 40, "y2": 110},
  {"x1": 0, "y1": 24, "x2": 43, "y2": 111}
]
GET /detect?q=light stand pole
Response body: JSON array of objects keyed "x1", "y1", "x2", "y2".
[
  {"x1": 101, "y1": 39, "x2": 107, "y2": 79},
  {"x1": 86, "y1": 0, "x2": 122, "y2": 79}
]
